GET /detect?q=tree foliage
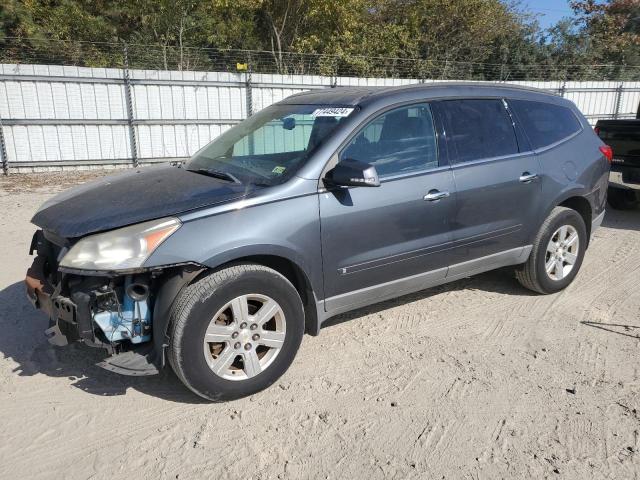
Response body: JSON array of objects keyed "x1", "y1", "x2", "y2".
[
  {"x1": 571, "y1": 0, "x2": 640, "y2": 66},
  {"x1": 0, "y1": 0, "x2": 638, "y2": 79}
]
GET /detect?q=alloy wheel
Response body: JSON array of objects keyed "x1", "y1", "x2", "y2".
[
  {"x1": 202, "y1": 294, "x2": 286, "y2": 381},
  {"x1": 545, "y1": 225, "x2": 579, "y2": 281}
]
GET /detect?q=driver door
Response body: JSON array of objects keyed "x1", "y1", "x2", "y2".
[{"x1": 319, "y1": 103, "x2": 456, "y2": 314}]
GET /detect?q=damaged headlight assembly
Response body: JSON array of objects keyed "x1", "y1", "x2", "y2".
[
  {"x1": 59, "y1": 217, "x2": 181, "y2": 272},
  {"x1": 44, "y1": 217, "x2": 183, "y2": 353}
]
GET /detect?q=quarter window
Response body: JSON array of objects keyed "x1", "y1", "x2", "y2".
[
  {"x1": 440, "y1": 99, "x2": 519, "y2": 163},
  {"x1": 340, "y1": 103, "x2": 438, "y2": 177},
  {"x1": 508, "y1": 99, "x2": 582, "y2": 150}
]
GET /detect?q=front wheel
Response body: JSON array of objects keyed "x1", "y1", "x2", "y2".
[
  {"x1": 516, "y1": 206, "x2": 587, "y2": 294},
  {"x1": 168, "y1": 264, "x2": 304, "y2": 401}
]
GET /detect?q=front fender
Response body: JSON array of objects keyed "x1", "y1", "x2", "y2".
[{"x1": 145, "y1": 193, "x2": 324, "y2": 301}]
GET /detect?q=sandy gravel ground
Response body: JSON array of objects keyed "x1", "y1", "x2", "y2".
[{"x1": 1, "y1": 173, "x2": 640, "y2": 479}]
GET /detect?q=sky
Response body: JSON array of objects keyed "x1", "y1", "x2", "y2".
[{"x1": 520, "y1": 0, "x2": 576, "y2": 29}]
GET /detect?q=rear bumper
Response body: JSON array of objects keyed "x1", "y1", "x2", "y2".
[{"x1": 610, "y1": 169, "x2": 640, "y2": 191}]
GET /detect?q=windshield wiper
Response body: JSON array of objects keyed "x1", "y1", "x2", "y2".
[{"x1": 188, "y1": 168, "x2": 241, "y2": 184}]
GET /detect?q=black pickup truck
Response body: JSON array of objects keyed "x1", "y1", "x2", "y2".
[{"x1": 596, "y1": 118, "x2": 640, "y2": 209}]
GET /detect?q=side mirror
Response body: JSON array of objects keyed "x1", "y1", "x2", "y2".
[{"x1": 325, "y1": 158, "x2": 380, "y2": 188}]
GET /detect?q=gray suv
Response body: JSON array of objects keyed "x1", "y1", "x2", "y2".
[{"x1": 25, "y1": 83, "x2": 610, "y2": 401}]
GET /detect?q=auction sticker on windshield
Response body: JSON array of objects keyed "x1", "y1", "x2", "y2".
[{"x1": 312, "y1": 107, "x2": 354, "y2": 118}]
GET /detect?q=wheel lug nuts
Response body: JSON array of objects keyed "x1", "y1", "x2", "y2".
[
  {"x1": 244, "y1": 343, "x2": 252, "y2": 350},
  {"x1": 250, "y1": 323, "x2": 258, "y2": 330},
  {"x1": 240, "y1": 322, "x2": 247, "y2": 329},
  {"x1": 231, "y1": 332, "x2": 239, "y2": 339},
  {"x1": 234, "y1": 342, "x2": 241, "y2": 349},
  {"x1": 252, "y1": 334, "x2": 260, "y2": 341}
]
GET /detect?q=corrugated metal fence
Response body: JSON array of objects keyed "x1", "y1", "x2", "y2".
[{"x1": 1, "y1": 63, "x2": 639, "y2": 173}]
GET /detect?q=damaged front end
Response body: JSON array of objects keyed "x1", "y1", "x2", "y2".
[{"x1": 26, "y1": 229, "x2": 200, "y2": 376}]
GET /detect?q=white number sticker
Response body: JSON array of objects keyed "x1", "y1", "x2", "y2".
[{"x1": 312, "y1": 107, "x2": 354, "y2": 118}]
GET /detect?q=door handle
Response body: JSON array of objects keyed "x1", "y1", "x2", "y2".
[
  {"x1": 519, "y1": 172, "x2": 538, "y2": 183},
  {"x1": 424, "y1": 190, "x2": 450, "y2": 202}
]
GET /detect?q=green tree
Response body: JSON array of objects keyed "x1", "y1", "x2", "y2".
[
  {"x1": 1, "y1": 0, "x2": 637, "y2": 79},
  {"x1": 571, "y1": 0, "x2": 640, "y2": 69}
]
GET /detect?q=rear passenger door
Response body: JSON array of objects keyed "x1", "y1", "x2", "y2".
[
  {"x1": 436, "y1": 98, "x2": 543, "y2": 264},
  {"x1": 507, "y1": 99, "x2": 589, "y2": 216}
]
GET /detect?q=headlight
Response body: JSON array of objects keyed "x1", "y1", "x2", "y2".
[{"x1": 59, "y1": 217, "x2": 181, "y2": 271}]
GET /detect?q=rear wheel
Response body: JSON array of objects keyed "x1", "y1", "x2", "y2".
[
  {"x1": 168, "y1": 264, "x2": 304, "y2": 401},
  {"x1": 608, "y1": 187, "x2": 638, "y2": 210},
  {"x1": 516, "y1": 207, "x2": 587, "y2": 294}
]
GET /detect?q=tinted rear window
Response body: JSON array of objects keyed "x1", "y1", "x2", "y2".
[
  {"x1": 509, "y1": 100, "x2": 582, "y2": 150},
  {"x1": 439, "y1": 99, "x2": 519, "y2": 163}
]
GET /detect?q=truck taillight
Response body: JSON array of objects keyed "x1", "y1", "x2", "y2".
[{"x1": 599, "y1": 145, "x2": 613, "y2": 164}]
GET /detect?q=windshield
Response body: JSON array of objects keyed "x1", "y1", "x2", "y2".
[{"x1": 186, "y1": 104, "x2": 354, "y2": 186}]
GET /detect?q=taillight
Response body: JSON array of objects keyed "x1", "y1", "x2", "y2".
[
  {"x1": 594, "y1": 126, "x2": 600, "y2": 136},
  {"x1": 599, "y1": 145, "x2": 613, "y2": 164}
]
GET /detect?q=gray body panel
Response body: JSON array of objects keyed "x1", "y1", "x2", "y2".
[
  {"x1": 446, "y1": 152, "x2": 543, "y2": 264},
  {"x1": 319, "y1": 168, "x2": 456, "y2": 299},
  {"x1": 137, "y1": 83, "x2": 608, "y2": 328},
  {"x1": 324, "y1": 246, "x2": 532, "y2": 316},
  {"x1": 147, "y1": 176, "x2": 325, "y2": 299}
]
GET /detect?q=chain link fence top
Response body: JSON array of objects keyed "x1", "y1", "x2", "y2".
[{"x1": 2, "y1": 37, "x2": 640, "y2": 82}]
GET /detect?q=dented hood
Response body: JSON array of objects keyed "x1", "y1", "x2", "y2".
[{"x1": 32, "y1": 164, "x2": 255, "y2": 239}]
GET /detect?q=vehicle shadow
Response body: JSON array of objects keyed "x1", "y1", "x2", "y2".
[
  {"x1": 1, "y1": 268, "x2": 531, "y2": 401},
  {"x1": 0, "y1": 281, "x2": 205, "y2": 403},
  {"x1": 601, "y1": 207, "x2": 640, "y2": 231}
]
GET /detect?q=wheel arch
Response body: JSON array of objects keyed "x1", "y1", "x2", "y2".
[
  {"x1": 228, "y1": 254, "x2": 320, "y2": 336},
  {"x1": 200, "y1": 248, "x2": 321, "y2": 337},
  {"x1": 541, "y1": 187, "x2": 593, "y2": 247},
  {"x1": 558, "y1": 196, "x2": 592, "y2": 239},
  {"x1": 152, "y1": 245, "x2": 322, "y2": 369}
]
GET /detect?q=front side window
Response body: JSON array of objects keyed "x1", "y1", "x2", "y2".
[
  {"x1": 439, "y1": 99, "x2": 519, "y2": 163},
  {"x1": 187, "y1": 104, "x2": 350, "y2": 186},
  {"x1": 509, "y1": 99, "x2": 582, "y2": 150},
  {"x1": 340, "y1": 103, "x2": 438, "y2": 178}
]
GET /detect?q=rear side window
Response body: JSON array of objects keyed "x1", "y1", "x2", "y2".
[
  {"x1": 509, "y1": 100, "x2": 582, "y2": 150},
  {"x1": 341, "y1": 103, "x2": 438, "y2": 177},
  {"x1": 439, "y1": 99, "x2": 519, "y2": 163}
]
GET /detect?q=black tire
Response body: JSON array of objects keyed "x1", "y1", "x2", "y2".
[
  {"x1": 516, "y1": 206, "x2": 587, "y2": 294},
  {"x1": 168, "y1": 264, "x2": 304, "y2": 402},
  {"x1": 607, "y1": 187, "x2": 638, "y2": 210}
]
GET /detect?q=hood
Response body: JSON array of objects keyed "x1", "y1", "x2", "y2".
[{"x1": 32, "y1": 164, "x2": 255, "y2": 238}]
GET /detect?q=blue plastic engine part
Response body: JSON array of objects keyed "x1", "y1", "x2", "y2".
[{"x1": 92, "y1": 276, "x2": 151, "y2": 344}]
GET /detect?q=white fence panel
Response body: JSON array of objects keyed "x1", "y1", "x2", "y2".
[
  {"x1": 1, "y1": 63, "x2": 639, "y2": 169},
  {"x1": 619, "y1": 82, "x2": 640, "y2": 119}
]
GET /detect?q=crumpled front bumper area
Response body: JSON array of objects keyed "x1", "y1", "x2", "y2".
[
  {"x1": 25, "y1": 256, "x2": 53, "y2": 317},
  {"x1": 26, "y1": 255, "x2": 91, "y2": 347},
  {"x1": 25, "y1": 253, "x2": 160, "y2": 376}
]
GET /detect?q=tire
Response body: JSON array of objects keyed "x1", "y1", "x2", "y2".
[
  {"x1": 168, "y1": 264, "x2": 304, "y2": 402},
  {"x1": 516, "y1": 206, "x2": 587, "y2": 294},
  {"x1": 607, "y1": 187, "x2": 638, "y2": 210}
]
